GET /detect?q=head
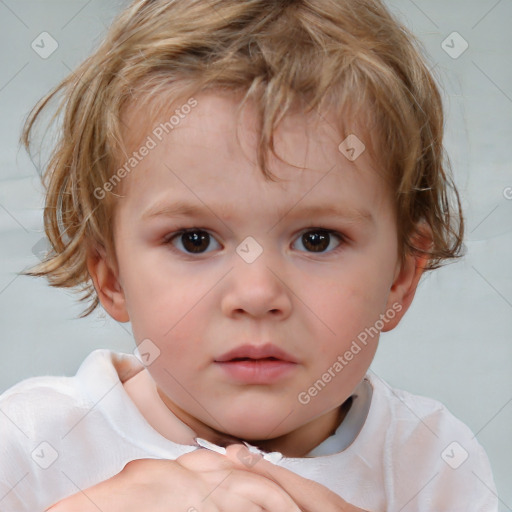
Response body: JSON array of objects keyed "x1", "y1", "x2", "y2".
[{"x1": 21, "y1": 0, "x2": 464, "y2": 448}]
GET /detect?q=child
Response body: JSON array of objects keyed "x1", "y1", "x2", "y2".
[{"x1": 0, "y1": 0, "x2": 499, "y2": 510}]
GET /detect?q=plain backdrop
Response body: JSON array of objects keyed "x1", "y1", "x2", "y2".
[{"x1": 0, "y1": 0, "x2": 511, "y2": 509}]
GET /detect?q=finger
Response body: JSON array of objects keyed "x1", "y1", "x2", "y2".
[
  {"x1": 224, "y1": 445, "x2": 366, "y2": 512},
  {"x1": 214, "y1": 470, "x2": 302, "y2": 512},
  {"x1": 176, "y1": 447, "x2": 237, "y2": 473}
]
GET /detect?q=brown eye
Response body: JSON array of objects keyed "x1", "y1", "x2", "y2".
[
  {"x1": 294, "y1": 229, "x2": 344, "y2": 254},
  {"x1": 169, "y1": 229, "x2": 220, "y2": 254}
]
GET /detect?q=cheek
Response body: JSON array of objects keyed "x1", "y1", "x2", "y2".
[
  {"x1": 129, "y1": 290, "x2": 204, "y2": 353},
  {"x1": 319, "y1": 269, "x2": 390, "y2": 326},
  {"x1": 120, "y1": 252, "x2": 211, "y2": 335},
  {"x1": 308, "y1": 265, "x2": 392, "y2": 369},
  {"x1": 123, "y1": 274, "x2": 215, "y2": 372}
]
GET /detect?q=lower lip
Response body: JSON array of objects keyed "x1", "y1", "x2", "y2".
[{"x1": 214, "y1": 359, "x2": 297, "y2": 384}]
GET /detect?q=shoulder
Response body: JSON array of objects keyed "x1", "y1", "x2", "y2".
[
  {"x1": 1, "y1": 374, "x2": 84, "y2": 438},
  {"x1": 0, "y1": 349, "x2": 119, "y2": 404},
  {"x1": 0, "y1": 350, "x2": 111, "y2": 443},
  {"x1": 0, "y1": 349, "x2": 136, "y2": 436},
  {"x1": 367, "y1": 371, "x2": 473, "y2": 438},
  {"x1": 366, "y1": 372, "x2": 498, "y2": 511},
  {"x1": 0, "y1": 349, "x2": 138, "y2": 510}
]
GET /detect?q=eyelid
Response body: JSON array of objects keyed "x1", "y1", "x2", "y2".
[
  {"x1": 292, "y1": 227, "x2": 347, "y2": 253},
  {"x1": 163, "y1": 229, "x2": 221, "y2": 260},
  {"x1": 295, "y1": 225, "x2": 351, "y2": 245},
  {"x1": 161, "y1": 226, "x2": 211, "y2": 247},
  {"x1": 163, "y1": 226, "x2": 348, "y2": 242},
  {"x1": 164, "y1": 226, "x2": 349, "y2": 256},
  {"x1": 297, "y1": 225, "x2": 347, "y2": 237}
]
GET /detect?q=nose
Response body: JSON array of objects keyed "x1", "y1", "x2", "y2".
[{"x1": 220, "y1": 250, "x2": 292, "y2": 320}]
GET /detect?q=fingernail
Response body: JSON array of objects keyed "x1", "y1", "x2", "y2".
[
  {"x1": 242, "y1": 441, "x2": 283, "y2": 463},
  {"x1": 193, "y1": 437, "x2": 227, "y2": 454}
]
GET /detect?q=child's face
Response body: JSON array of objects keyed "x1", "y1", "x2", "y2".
[{"x1": 91, "y1": 91, "x2": 423, "y2": 453}]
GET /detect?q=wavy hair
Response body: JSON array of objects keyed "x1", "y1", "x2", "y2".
[{"x1": 20, "y1": 0, "x2": 464, "y2": 317}]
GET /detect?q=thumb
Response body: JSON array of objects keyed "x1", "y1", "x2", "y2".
[
  {"x1": 224, "y1": 444, "x2": 364, "y2": 512},
  {"x1": 224, "y1": 444, "x2": 318, "y2": 493}
]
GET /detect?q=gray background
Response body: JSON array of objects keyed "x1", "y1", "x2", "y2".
[{"x1": 0, "y1": 0, "x2": 510, "y2": 509}]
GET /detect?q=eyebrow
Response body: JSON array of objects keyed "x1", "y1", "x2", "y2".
[{"x1": 141, "y1": 200, "x2": 375, "y2": 226}]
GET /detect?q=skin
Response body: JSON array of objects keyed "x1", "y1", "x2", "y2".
[
  {"x1": 47, "y1": 444, "x2": 371, "y2": 511},
  {"x1": 87, "y1": 90, "x2": 428, "y2": 459}
]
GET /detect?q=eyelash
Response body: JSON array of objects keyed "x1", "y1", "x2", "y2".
[{"x1": 163, "y1": 227, "x2": 348, "y2": 257}]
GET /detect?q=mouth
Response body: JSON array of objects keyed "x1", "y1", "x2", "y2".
[
  {"x1": 214, "y1": 347, "x2": 298, "y2": 384},
  {"x1": 214, "y1": 343, "x2": 298, "y2": 364},
  {"x1": 228, "y1": 357, "x2": 280, "y2": 361}
]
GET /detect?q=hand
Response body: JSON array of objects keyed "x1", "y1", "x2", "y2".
[
  {"x1": 45, "y1": 448, "x2": 302, "y2": 512},
  {"x1": 223, "y1": 444, "x2": 370, "y2": 512}
]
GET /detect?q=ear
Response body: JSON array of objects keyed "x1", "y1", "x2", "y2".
[
  {"x1": 381, "y1": 223, "x2": 432, "y2": 332},
  {"x1": 86, "y1": 243, "x2": 130, "y2": 322}
]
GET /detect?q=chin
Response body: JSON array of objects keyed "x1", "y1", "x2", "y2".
[{"x1": 218, "y1": 410, "x2": 294, "y2": 441}]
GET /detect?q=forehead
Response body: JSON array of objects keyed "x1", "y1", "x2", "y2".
[{"x1": 116, "y1": 90, "x2": 391, "y2": 221}]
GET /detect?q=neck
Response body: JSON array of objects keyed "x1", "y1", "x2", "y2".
[
  {"x1": 157, "y1": 387, "x2": 352, "y2": 458},
  {"x1": 247, "y1": 398, "x2": 352, "y2": 457}
]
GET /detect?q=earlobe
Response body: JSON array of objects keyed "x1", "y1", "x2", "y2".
[{"x1": 86, "y1": 245, "x2": 130, "y2": 322}]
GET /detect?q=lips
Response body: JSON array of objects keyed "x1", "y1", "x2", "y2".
[
  {"x1": 214, "y1": 343, "x2": 298, "y2": 384},
  {"x1": 215, "y1": 343, "x2": 298, "y2": 363}
]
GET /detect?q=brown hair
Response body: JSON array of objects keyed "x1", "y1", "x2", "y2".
[{"x1": 20, "y1": 0, "x2": 464, "y2": 317}]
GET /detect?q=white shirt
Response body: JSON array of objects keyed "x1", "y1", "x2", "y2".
[{"x1": 0, "y1": 349, "x2": 498, "y2": 511}]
